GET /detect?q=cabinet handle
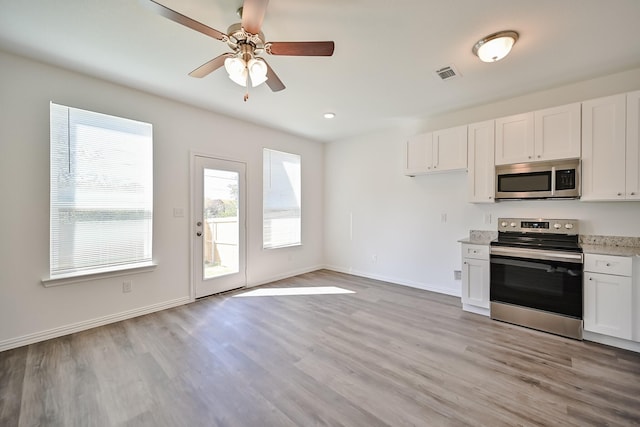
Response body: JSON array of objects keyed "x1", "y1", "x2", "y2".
[
  {"x1": 617, "y1": 192, "x2": 622, "y2": 196},
  {"x1": 631, "y1": 192, "x2": 636, "y2": 196},
  {"x1": 489, "y1": 196, "x2": 492, "y2": 199},
  {"x1": 537, "y1": 155, "x2": 541, "y2": 158},
  {"x1": 606, "y1": 263, "x2": 611, "y2": 267},
  {"x1": 463, "y1": 261, "x2": 467, "y2": 265},
  {"x1": 589, "y1": 277, "x2": 593, "y2": 281},
  {"x1": 528, "y1": 156, "x2": 532, "y2": 159}
]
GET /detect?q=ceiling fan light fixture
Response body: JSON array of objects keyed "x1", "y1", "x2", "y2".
[
  {"x1": 247, "y1": 58, "x2": 268, "y2": 87},
  {"x1": 224, "y1": 56, "x2": 248, "y2": 86},
  {"x1": 473, "y1": 30, "x2": 519, "y2": 62}
]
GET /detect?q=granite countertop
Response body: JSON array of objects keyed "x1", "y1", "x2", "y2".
[
  {"x1": 580, "y1": 235, "x2": 640, "y2": 257},
  {"x1": 458, "y1": 231, "x2": 640, "y2": 256},
  {"x1": 458, "y1": 230, "x2": 497, "y2": 246}
]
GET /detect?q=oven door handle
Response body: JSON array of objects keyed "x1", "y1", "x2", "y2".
[{"x1": 490, "y1": 246, "x2": 583, "y2": 263}]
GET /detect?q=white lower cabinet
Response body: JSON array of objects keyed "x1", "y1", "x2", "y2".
[
  {"x1": 583, "y1": 254, "x2": 634, "y2": 340},
  {"x1": 461, "y1": 244, "x2": 490, "y2": 316}
]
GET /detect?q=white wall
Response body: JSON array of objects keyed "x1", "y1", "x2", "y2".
[
  {"x1": 324, "y1": 67, "x2": 640, "y2": 296},
  {"x1": 0, "y1": 50, "x2": 324, "y2": 350}
]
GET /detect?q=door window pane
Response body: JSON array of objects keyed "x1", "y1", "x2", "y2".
[{"x1": 203, "y1": 168, "x2": 239, "y2": 279}]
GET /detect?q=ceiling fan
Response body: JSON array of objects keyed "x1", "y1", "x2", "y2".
[{"x1": 145, "y1": 0, "x2": 335, "y2": 98}]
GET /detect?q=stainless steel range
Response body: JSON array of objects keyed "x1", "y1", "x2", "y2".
[{"x1": 490, "y1": 218, "x2": 583, "y2": 339}]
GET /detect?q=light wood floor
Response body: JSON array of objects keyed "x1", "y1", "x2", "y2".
[{"x1": 2, "y1": 270, "x2": 640, "y2": 426}]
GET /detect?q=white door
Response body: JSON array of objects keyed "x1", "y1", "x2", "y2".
[{"x1": 193, "y1": 156, "x2": 246, "y2": 298}]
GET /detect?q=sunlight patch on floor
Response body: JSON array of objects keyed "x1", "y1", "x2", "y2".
[{"x1": 233, "y1": 286, "x2": 355, "y2": 297}]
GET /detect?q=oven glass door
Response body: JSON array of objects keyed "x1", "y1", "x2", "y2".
[{"x1": 490, "y1": 254, "x2": 582, "y2": 318}]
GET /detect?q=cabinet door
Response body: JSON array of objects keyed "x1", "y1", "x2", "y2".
[
  {"x1": 495, "y1": 112, "x2": 534, "y2": 165},
  {"x1": 462, "y1": 258, "x2": 489, "y2": 309},
  {"x1": 581, "y1": 94, "x2": 627, "y2": 201},
  {"x1": 534, "y1": 103, "x2": 581, "y2": 161},
  {"x1": 432, "y1": 125, "x2": 467, "y2": 171},
  {"x1": 626, "y1": 90, "x2": 640, "y2": 200},
  {"x1": 404, "y1": 132, "x2": 433, "y2": 176},
  {"x1": 467, "y1": 120, "x2": 495, "y2": 203},
  {"x1": 584, "y1": 272, "x2": 632, "y2": 340}
]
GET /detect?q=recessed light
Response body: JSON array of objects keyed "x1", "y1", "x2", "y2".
[{"x1": 323, "y1": 112, "x2": 336, "y2": 119}]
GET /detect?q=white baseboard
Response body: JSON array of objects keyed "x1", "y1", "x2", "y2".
[
  {"x1": 324, "y1": 265, "x2": 461, "y2": 297},
  {"x1": 583, "y1": 331, "x2": 640, "y2": 353},
  {"x1": 462, "y1": 304, "x2": 490, "y2": 317},
  {"x1": 246, "y1": 265, "x2": 325, "y2": 288},
  {"x1": 0, "y1": 296, "x2": 191, "y2": 352}
]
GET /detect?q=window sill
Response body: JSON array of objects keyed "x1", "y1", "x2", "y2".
[
  {"x1": 263, "y1": 243, "x2": 303, "y2": 250},
  {"x1": 42, "y1": 261, "x2": 157, "y2": 287}
]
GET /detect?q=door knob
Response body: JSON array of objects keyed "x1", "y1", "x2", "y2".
[
  {"x1": 197, "y1": 221, "x2": 202, "y2": 226},
  {"x1": 196, "y1": 231, "x2": 202, "y2": 237}
]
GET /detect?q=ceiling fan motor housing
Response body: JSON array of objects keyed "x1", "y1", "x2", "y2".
[{"x1": 227, "y1": 23, "x2": 265, "y2": 55}]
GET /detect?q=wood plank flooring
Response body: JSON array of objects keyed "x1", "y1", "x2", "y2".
[{"x1": 2, "y1": 269, "x2": 640, "y2": 426}]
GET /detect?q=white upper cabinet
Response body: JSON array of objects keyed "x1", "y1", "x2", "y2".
[
  {"x1": 467, "y1": 120, "x2": 495, "y2": 203},
  {"x1": 405, "y1": 132, "x2": 432, "y2": 176},
  {"x1": 432, "y1": 125, "x2": 468, "y2": 171},
  {"x1": 581, "y1": 92, "x2": 639, "y2": 201},
  {"x1": 534, "y1": 103, "x2": 581, "y2": 161},
  {"x1": 626, "y1": 90, "x2": 640, "y2": 200},
  {"x1": 495, "y1": 103, "x2": 581, "y2": 165},
  {"x1": 404, "y1": 125, "x2": 467, "y2": 176},
  {"x1": 495, "y1": 112, "x2": 534, "y2": 165}
]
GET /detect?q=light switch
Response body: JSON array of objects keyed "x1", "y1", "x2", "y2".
[{"x1": 173, "y1": 208, "x2": 184, "y2": 218}]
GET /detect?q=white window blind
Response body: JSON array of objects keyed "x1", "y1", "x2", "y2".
[
  {"x1": 263, "y1": 148, "x2": 301, "y2": 249},
  {"x1": 49, "y1": 102, "x2": 153, "y2": 278}
]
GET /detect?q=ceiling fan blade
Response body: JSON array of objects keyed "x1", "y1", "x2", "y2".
[
  {"x1": 267, "y1": 41, "x2": 335, "y2": 56},
  {"x1": 263, "y1": 60, "x2": 285, "y2": 92},
  {"x1": 189, "y1": 53, "x2": 234, "y2": 78},
  {"x1": 146, "y1": 0, "x2": 227, "y2": 41},
  {"x1": 241, "y1": 0, "x2": 269, "y2": 35}
]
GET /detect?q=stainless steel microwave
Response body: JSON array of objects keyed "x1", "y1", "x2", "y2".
[{"x1": 495, "y1": 159, "x2": 580, "y2": 200}]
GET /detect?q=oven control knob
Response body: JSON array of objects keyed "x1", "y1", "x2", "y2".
[
  {"x1": 501, "y1": 221, "x2": 508, "y2": 227},
  {"x1": 510, "y1": 222, "x2": 517, "y2": 227},
  {"x1": 565, "y1": 223, "x2": 574, "y2": 229},
  {"x1": 553, "y1": 223, "x2": 561, "y2": 229}
]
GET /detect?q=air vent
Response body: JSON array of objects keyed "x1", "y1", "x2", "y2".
[{"x1": 434, "y1": 65, "x2": 460, "y2": 81}]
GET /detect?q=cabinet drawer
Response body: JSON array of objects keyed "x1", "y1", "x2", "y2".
[
  {"x1": 462, "y1": 244, "x2": 489, "y2": 260},
  {"x1": 584, "y1": 254, "x2": 632, "y2": 276}
]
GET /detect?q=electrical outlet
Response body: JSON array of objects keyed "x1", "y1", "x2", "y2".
[
  {"x1": 441, "y1": 213, "x2": 447, "y2": 223},
  {"x1": 122, "y1": 281, "x2": 132, "y2": 293},
  {"x1": 454, "y1": 270, "x2": 462, "y2": 280},
  {"x1": 372, "y1": 254, "x2": 378, "y2": 264}
]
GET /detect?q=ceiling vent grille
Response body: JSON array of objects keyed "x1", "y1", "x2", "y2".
[{"x1": 434, "y1": 65, "x2": 460, "y2": 81}]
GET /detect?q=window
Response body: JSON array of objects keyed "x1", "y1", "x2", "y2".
[
  {"x1": 263, "y1": 148, "x2": 301, "y2": 249},
  {"x1": 49, "y1": 102, "x2": 153, "y2": 280}
]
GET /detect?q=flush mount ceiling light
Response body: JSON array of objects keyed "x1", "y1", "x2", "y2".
[
  {"x1": 323, "y1": 112, "x2": 336, "y2": 119},
  {"x1": 473, "y1": 30, "x2": 519, "y2": 62}
]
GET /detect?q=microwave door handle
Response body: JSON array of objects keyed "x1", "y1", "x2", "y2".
[{"x1": 551, "y1": 166, "x2": 556, "y2": 196}]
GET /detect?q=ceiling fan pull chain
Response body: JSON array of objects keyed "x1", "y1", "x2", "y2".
[{"x1": 244, "y1": 71, "x2": 250, "y2": 102}]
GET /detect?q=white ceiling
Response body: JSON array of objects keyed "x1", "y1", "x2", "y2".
[{"x1": 1, "y1": 0, "x2": 640, "y2": 142}]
